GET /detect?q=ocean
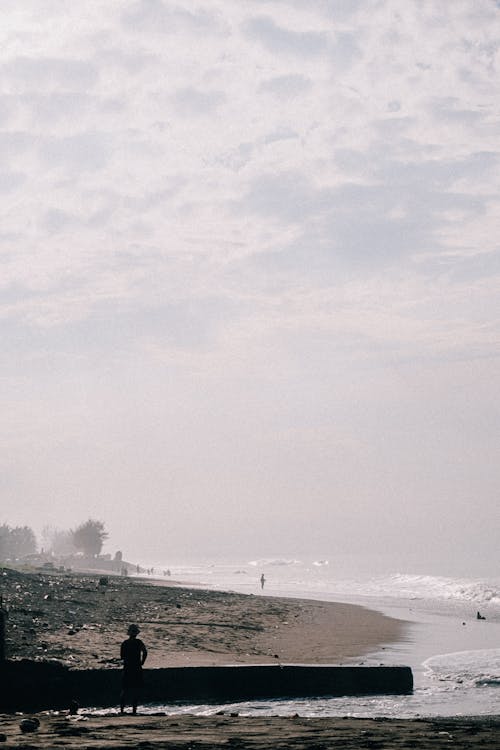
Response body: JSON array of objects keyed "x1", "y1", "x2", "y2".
[{"x1": 118, "y1": 557, "x2": 500, "y2": 718}]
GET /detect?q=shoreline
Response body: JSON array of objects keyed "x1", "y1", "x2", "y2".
[
  {"x1": 1, "y1": 566, "x2": 408, "y2": 670},
  {"x1": 3, "y1": 565, "x2": 500, "y2": 732}
]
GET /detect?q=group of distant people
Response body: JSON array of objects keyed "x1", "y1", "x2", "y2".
[{"x1": 134, "y1": 565, "x2": 171, "y2": 577}]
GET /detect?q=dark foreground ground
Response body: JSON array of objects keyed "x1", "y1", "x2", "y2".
[{"x1": 1, "y1": 713, "x2": 499, "y2": 749}]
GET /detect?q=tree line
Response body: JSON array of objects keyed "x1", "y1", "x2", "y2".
[{"x1": 0, "y1": 519, "x2": 108, "y2": 562}]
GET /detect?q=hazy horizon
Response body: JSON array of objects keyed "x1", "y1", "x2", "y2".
[{"x1": 2, "y1": 1, "x2": 499, "y2": 579}]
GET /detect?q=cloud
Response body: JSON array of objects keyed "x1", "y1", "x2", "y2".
[
  {"x1": 239, "y1": 148, "x2": 496, "y2": 280},
  {"x1": 239, "y1": 171, "x2": 325, "y2": 223},
  {"x1": 258, "y1": 74, "x2": 313, "y2": 98},
  {"x1": 430, "y1": 96, "x2": 489, "y2": 125},
  {"x1": 0, "y1": 171, "x2": 26, "y2": 193},
  {"x1": 242, "y1": 16, "x2": 328, "y2": 56},
  {"x1": 42, "y1": 208, "x2": 80, "y2": 233},
  {"x1": 17, "y1": 92, "x2": 104, "y2": 126},
  {"x1": 121, "y1": 0, "x2": 224, "y2": 35},
  {"x1": 2, "y1": 57, "x2": 99, "y2": 92},
  {"x1": 329, "y1": 31, "x2": 361, "y2": 71},
  {"x1": 171, "y1": 87, "x2": 226, "y2": 116},
  {"x1": 38, "y1": 132, "x2": 113, "y2": 172},
  {"x1": 0, "y1": 132, "x2": 34, "y2": 164},
  {"x1": 247, "y1": 0, "x2": 365, "y2": 20}
]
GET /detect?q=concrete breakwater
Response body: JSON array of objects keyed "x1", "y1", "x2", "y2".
[{"x1": 1, "y1": 660, "x2": 413, "y2": 712}]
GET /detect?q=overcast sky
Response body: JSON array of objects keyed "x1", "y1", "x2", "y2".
[{"x1": 1, "y1": 1, "x2": 499, "y2": 574}]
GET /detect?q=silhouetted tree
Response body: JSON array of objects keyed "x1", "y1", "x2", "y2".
[
  {"x1": 10, "y1": 526, "x2": 37, "y2": 557},
  {"x1": 0, "y1": 524, "x2": 37, "y2": 560},
  {"x1": 42, "y1": 525, "x2": 76, "y2": 556},
  {"x1": 72, "y1": 519, "x2": 108, "y2": 557}
]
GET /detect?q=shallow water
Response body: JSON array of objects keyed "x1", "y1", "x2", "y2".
[{"x1": 114, "y1": 558, "x2": 500, "y2": 718}]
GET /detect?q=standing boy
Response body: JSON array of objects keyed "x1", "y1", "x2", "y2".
[{"x1": 120, "y1": 623, "x2": 147, "y2": 714}]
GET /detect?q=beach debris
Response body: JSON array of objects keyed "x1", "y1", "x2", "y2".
[
  {"x1": 19, "y1": 717, "x2": 40, "y2": 733},
  {"x1": 99, "y1": 576, "x2": 109, "y2": 586}
]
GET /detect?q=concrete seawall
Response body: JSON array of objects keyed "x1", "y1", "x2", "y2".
[{"x1": 1, "y1": 660, "x2": 413, "y2": 712}]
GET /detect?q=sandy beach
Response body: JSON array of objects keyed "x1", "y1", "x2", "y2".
[
  {"x1": 2, "y1": 567, "x2": 499, "y2": 749},
  {"x1": 2, "y1": 566, "x2": 405, "y2": 668}
]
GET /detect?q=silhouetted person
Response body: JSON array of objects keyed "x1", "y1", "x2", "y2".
[
  {"x1": 260, "y1": 573, "x2": 265, "y2": 590},
  {"x1": 120, "y1": 624, "x2": 147, "y2": 714}
]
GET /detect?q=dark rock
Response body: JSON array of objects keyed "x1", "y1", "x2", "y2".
[{"x1": 19, "y1": 718, "x2": 40, "y2": 733}]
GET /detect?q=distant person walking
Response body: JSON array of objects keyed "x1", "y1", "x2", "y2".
[
  {"x1": 120, "y1": 624, "x2": 148, "y2": 715},
  {"x1": 260, "y1": 573, "x2": 266, "y2": 590}
]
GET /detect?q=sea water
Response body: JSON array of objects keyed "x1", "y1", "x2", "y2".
[{"x1": 122, "y1": 558, "x2": 500, "y2": 718}]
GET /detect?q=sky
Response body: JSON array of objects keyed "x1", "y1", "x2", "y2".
[{"x1": 1, "y1": 0, "x2": 499, "y2": 575}]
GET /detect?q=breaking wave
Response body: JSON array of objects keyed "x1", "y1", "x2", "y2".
[
  {"x1": 424, "y1": 649, "x2": 500, "y2": 689},
  {"x1": 248, "y1": 558, "x2": 302, "y2": 567},
  {"x1": 363, "y1": 574, "x2": 500, "y2": 607}
]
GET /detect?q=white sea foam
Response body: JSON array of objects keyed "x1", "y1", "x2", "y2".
[
  {"x1": 424, "y1": 648, "x2": 500, "y2": 689},
  {"x1": 248, "y1": 558, "x2": 302, "y2": 567},
  {"x1": 377, "y1": 574, "x2": 500, "y2": 605},
  {"x1": 324, "y1": 573, "x2": 500, "y2": 611}
]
